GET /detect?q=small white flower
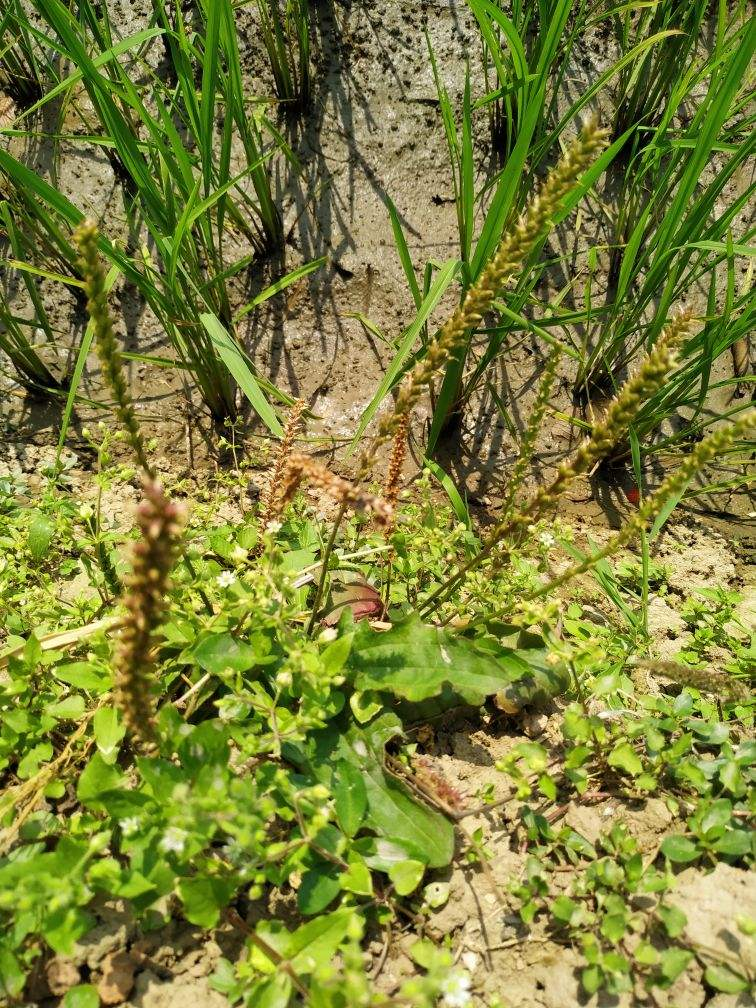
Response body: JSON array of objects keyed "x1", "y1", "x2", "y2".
[
  {"x1": 461, "y1": 952, "x2": 478, "y2": 972},
  {"x1": 264, "y1": 520, "x2": 282, "y2": 535},
  {"x1": 159, "y1": 827, "x2": 188, "y2": 855},
  {"x1": 216, "y1": 570, "x2": 236, "y2": 588},
  {"x1": 230, "y1": 545, "x2": 248, "y2": 564},
  {"x1": 537, "y1": 531, "x2": 556, "y2": 549},
  {"x1": 119, "y1": 816, "x2": 140, "y2": 837},
  {"x1": 319, "y1": 627, "x2": 338, "y2": 643},
  {"x1": 440, "y1": 970, "x2": 472, "y2": 1007}
]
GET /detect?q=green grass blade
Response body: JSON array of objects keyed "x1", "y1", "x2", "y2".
[
  {"x1": 200, "y1": 313, "x2": 283, "y2": 437},
  {"x1": 234, "y1": 256, "x2": 327, "y2": 323},
  {"x1": 350, "y1": 259, "x2": 460, "y2": 448},
  {"x1": 385, "y1": 194, "x2": 421, "y2": 309}
]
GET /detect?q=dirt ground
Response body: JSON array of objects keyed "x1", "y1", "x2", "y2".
[{"x1": 1, "y1": 2, "x2": 755, "y2": 1006}]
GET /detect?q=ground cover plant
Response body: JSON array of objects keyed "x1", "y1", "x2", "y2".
[{"x1": 0, "y1": 1, "x2": 754, "y2": 1006}]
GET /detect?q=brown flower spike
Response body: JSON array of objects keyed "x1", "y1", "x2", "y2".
[
  {"x1": 359, "y1": 118, "x2": 609, "y2": 479},
  {"x1": 281, "y1": 453, "x2": 394, "y2": 526},
  {"x1": 257, "y1": 398, "x2": 306, "y2": 541},
  {"x1": 74, "y1": 221, "x2": 152, "y2": 476},
  {"x1": 116, "y1": 479, "x2": 186, "y2": 751}
]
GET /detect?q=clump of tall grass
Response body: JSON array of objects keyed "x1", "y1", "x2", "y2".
[
  {"x1": 611, "y1": 0, "x2": 707, "y2": 147},
  {"x1": 0, "y1": 201, "x2": 66, "y2": 391},
  {"x1": 0, "y1": 0, "x2": 304, "y2": 423},
  {"x1": 0, "y1": 0, "x2": 58, "y2": 104},
  {"x1": 575, "y1": 6, "x2": 756, "y2": 452},
  {"x1": 256, "y1": 0, "x2": 311, "y2": 111}
]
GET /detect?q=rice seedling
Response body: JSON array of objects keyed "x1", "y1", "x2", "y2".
[
  {"x1": 368, "y1": 0, "x2": 681, "y2": 451},
  {"x1": 574, "y1": 5, "x2": 755, "y2": 450},
  {"x1": 256, "y1": 0, "x2": 311, "y2": 112},
  {"x1": 610, "y1": 0, "x2": 709, "y2": 148},
  {"x1": 0, "y1": 201, "x2": 67, "y2": 391},
  {"x1": 0, "y1": 0, "x2": 59, "y2": 104},
  {"x1": 0, "y1": 0, "x2": 316, "y2": 421}
]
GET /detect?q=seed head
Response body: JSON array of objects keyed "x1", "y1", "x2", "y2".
[
  {"x1": 257, "y1": 398, "x2": 305, "y2": 540},
  {"x1": 359, "y1": 118, "x2": 609, "y2": 479},
  {"x1": 282, "y1": 453, "x2": 394, "y2": 526},
  {"x1": 74, "y1": 221, "x2": 152, "y2": 475},
  {"x1": 630, "y1": 660, "x2": 751, "y2": 704},
  {"x1": 116, "y1": 478, "x2": 186, "y2": 752}
]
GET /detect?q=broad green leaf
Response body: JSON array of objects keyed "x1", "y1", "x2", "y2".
[
  {"x1": 346, "y1": 614, "x2": 536, "y2": 705},
  {"x1": 298, "y1": 865, "x2": 341, "y2": 915},
  {"x1": 193, "y1": 633, "x2": 261, "y2": 675},
  {"x1": 245, "y1": 974, "x2": 292, "y2": 1008},
  {"x1": 656, "y1": 903, "x2": 686, "y2": 939},
  {"x1": 333, "y1": 760, "x2": 367, "y2": 837},
  {"x1": 552, "y1": 895, "x2": 578, "y2": 924},
  {"x1": 179, "y1": 876, "x2": 235, "y2": 929},
  {"x1": 0, "y1": 948, "x2": 25, "y2": 998},
  {"x1": 351, "y1": 741, "x2": 453, "y2": 868},
  {"x1": 77, "y1": 752, "x2": 125, "y2": 806},
  {"x1": 388, "y1": 859, "x2": 425, "y2": 896},
  {"x1": 93, "y1": 707, "x2": 126, "y2": 763},
  {"x1": 255, "y1": 910, "x2": 353, "y2": 976},
  {"x1": 700, "y1": 798, "x2": 733, "y2": 836},
  {"x1": 48, "y1": 695, "x2": 86, "y2": 720},
  {"x1": 341, "y1": 859, "x2": 372, "y2": 897},
  {"x1": 53, "y1": 662, "x2": 111, "y2": 693},
  {"x1": 27, "y1": 511, "x2": 55, "y2": 560},
  {"x1": 608, "y1": 742, "x2": 643, "y2": 777},
  {"x1": 660, "y1": 835, "x2": 699, "y2": 863},
  {"x1": 17, "y1": 742, "x2": 53, "y2": 779},
  {"x1": 704, "y1": 963, "x2": 748, "y2": 994},
  {"x1": 711, "y1": 829, "x2": 752, "y2": 857},
  {"x1": 659, "y1": 948, "x2": 693, "y2": 984},
  {"x1": 62, "y1": 985, "x2": 100, "y2": 1008},
  {"x1": 43, "y1": 906, "x2": 95, "y2": 956}
]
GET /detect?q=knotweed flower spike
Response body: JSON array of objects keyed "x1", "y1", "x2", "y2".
[
  {"x1": 499, "y1": 310, "x2": 693, "y2": 542},
  {"x1": 381, "y1": 410, "x2": 409, "y2": 533},
  {"x1": 628, "y1": 660, "x2": 750, "y2": 704},
  {"x1": 527, "y1": 409, "x2": 755, "y2": 601},
  {"x1": 116, "y1": 478, "x2": 186, "y2": 752},
  {"x1": 74, "y1": 221, "x2": 152, "y2": 476},
  {"x1": 358, "y1": 118, "x2": 609, "y2": 480},
  {"x1": 421, "y1": 312, "x2": 693, "y2": 614},
  {"x1": 257, "y1": 397, "x2": 305, "y2": 540},
  {"x1": 281, "y1": 453, "x2": 394, "y2": 526}
]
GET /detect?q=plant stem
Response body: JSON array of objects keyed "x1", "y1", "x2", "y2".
[{"x1": 306, "y1": 504, "x2": 347, "y2": 636}]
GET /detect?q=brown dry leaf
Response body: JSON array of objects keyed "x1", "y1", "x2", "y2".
[
  {"x1": 0, "y1": 92, "x2": 15, "y2": 128},
  {"x1": 322, "y1": 573, "x2": 384, "y2": 625},
  {"x1": 46, "y1": 957, "x2": 81, "y2": 997},
  {"x1": 97, "y1": 950, "x2": 135, "y2": 1005},
  {"x1": 0, "y1": 94, "x2": 14, "y2": 127}
]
